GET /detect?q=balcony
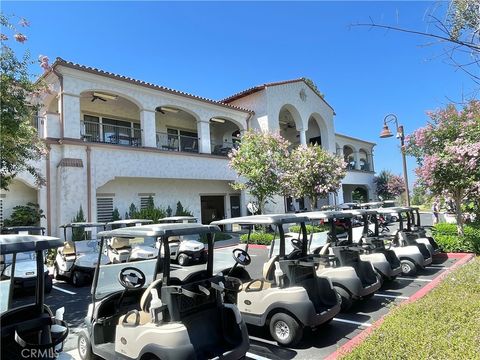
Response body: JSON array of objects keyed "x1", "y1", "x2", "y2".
[
  {"x1": 156, "y1": 132, "x2": 198, "y2": 153},
  {"x1": 82, "y1": 121, "x2": 141, "y2": 147},
  {"x1": 211, "y1": 141, "x2": 237, "y2": 157}
]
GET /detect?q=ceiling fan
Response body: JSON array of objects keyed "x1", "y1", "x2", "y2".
[{"x1": 91, "y1": 94, "x2": 107, "y2": 102}]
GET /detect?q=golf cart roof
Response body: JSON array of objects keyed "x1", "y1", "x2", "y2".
[
  {"x1": 211, "y1": 214, "x2": 309, "y2": 226},
  {"x1": 1, "y1": 226, "x2": 45, "y2": 233},
  {"x1": 0, "y1": 235, "x2": 62, "y2": 254},
  {"x1": 59, "y1": 222, "x2": 106, "y2": 228},
  {"x1": 376, "y1": 207, "x2": 407, "y2": 214},
  {"x1": 157, "y1": 216, "x2": 197, "y2": 222},
  {"x1": 107, "y1": 219, "x2": 153, "y2": 226},
  {"x1": 344, "y1": 209, "x2": 378, "y2": 216},
  {"x1": 97, "y1": 223, "x2": 220, "y2": 238},
  {"x1": 337, "y1": 202, "x2": 360, "y2": 209},
  {"x1": 360, "y1": 202, "x2": 383, "y2": 208},
  {"x1": 300, "y1": 210, "x2": 354, "y2": 220}
]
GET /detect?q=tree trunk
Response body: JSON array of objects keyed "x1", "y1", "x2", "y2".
[
  {"x1": 454, "y1": 194, "x2": 464, "y2": 237},
  {"x1": 310, "y1": 196, "x2": 318, "y2": 211}
]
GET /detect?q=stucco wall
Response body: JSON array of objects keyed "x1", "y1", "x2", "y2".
[{"x1": 0, "y1": 180, "x2": 38, "y2": 222}]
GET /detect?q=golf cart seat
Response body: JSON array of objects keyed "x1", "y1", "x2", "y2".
[
  {"x1": 62, "y1": 241, "x2": 76, "y2": 257},
  {"x1": 262, "y1": 255, "x2": 279, "y2": 281},
  {"x1": 118, "y1": 278, "x2": 163, "y2": 326},
  {"x1": 110, "y1": 237, "x2": 132, "y2": 255}
]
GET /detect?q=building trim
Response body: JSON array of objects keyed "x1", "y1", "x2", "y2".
[{"x1": 336, "y1": 133, "x2": 376, "y2": 146}]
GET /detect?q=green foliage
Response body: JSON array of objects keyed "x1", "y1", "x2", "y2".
[
  {"x1": 199, "y1": 232, "x2": 232, "y2": 243},
  {"x1": 240, "y1": 232, "x2": 275, "y2": 245},
  {"x1": 166, "y1": 205, "x2": 173, "y2": 217},
  {"x1": 302, "y1": 77, "x2": 325, "y2": 98},
  {"x1": 288, "y1": 224, "x2": 329, "y2": 234},
  {"x1": 131, "y1": 196, "x2": 166, "y2": 222},
  {"x1": 3, "y1": 202, "x2": 44, "y2": 226},
  {"x1": 0, "y1": 14, "x2": 46, "y2": 190},
  {"x1": 175, "y1": 201, "x2": 193, "y2": 217},
  {"x1": 128, "y1": 203, "x2": 137, "y2": 219},
  {"x1": 111, "y1": 208, "x2": 121, "y2": 221},
  {"x1": 71, "y1": 206, "x2": 86, "y2": 241},
  {"x1": 374, "y1": 170, "x2": 406, "y2": 201},
  {"x1": 433, "y1": 222, "x2": 480, "y2": 254},
  {"x1": 341, "y1": 258, "x2": 480, "y2": 360}
]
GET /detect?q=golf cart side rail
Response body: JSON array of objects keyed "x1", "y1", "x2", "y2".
[
  {"x1": 0, "y1": 235, "x2": 63, "y2": 254},
  {"x1": 212, "y1": 214, "x2": 310, "y2": 226},
  {"x1": 97, "y1": 223, "x2": 220, "y2": 238}
]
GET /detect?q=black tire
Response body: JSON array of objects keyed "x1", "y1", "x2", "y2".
[
  {"x1": 269, "y1": 312, "x2": 303, "y2": 347},
  {"x1": 53, "y1": 264, "x2": 62, "y2": 280},
  {"x1": 362, "y1": 292, "x2": 375, "y2": 300},
  {"x1": 335, "y1": 286, "x2": 353, "y2": 312},
  {"x1": 45, "y1": 275, "x2": 53, "y2": 293},
  {"x1": 72, "y1": 271, "x2": 85, "y2": 287},
  {"x1": 78, "y1": 332, "x2": 95, "y2": 360},
  {"x1": 177, "y1": 253, "x2": 189, "y2": 266},
  {"x1": 400, "y1": 260, "x2": 417, "y2": 276}
]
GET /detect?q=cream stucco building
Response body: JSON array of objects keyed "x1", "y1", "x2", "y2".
[{"x1": 1, "y1": 59, "x2": 376, "y2": 236}]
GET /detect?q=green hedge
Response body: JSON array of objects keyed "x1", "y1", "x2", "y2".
[
  {"x1": 240, "y1": 232, "x2": 275, "y2": 245},
  {"x1": 341, "y1": 257, "x2": 480, "y2": 359},
  {"x1": 288, "y1": 224, "x2": 329, "y2": 234},
  {"x1": 199, "y1": 232, "x2": 232, "y2": 243},
  {"x1": 433, "y1": 223, "x2": 480, "y2": 254}
]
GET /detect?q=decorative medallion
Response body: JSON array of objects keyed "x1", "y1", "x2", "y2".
[{"x1": 299, "y1": 88, "x2": 307, "y2": 102}]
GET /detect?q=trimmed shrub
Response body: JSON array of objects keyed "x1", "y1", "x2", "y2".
[
  {"x1": 240, "y1": 232, "x2": 275, "y2": 245},
  {"x1": 3, "y1": 202, "x2": 45, "y2": 227},
  {"x1": 289, "y1": 224, "x2": 329, "y2": 234},
  {"x1": 200, "y1": 232, "x2": 232, "y2": 243},
  {"x1": 433, "y1": 222, "x2": 480, "y2": 254}
]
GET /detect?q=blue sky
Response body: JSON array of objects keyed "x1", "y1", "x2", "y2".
[{"x1": 3, "y1": 1, "x2": 476, "y2": 187}]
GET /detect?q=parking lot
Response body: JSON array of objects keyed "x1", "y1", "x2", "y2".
[{"x1": 13, "y1": 241, "x2": 458, "y2": 359}]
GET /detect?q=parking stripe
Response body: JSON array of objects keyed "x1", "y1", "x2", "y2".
[
  {"x1": 397, "y1": 277, "x2": 432, "y2": 282},
  {"x1": 332, "y1": 318, "x2": 372, "y2": 327},
  {"x1": 425, "y1": 266, "x2": 447, "y2": 270},
  {"x1": 374, "y1": 293, "x2": 409, "y2": 300},
  {"x1": 246, "y1": 352, "x2": 272, "y2": 360},
  {"x1": 52, "y1": 286, "x2": 76, "y2": 295}
]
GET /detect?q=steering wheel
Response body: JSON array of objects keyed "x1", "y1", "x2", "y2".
[
  {"x1": 118, "y1": 267, "x2": 146, "y2": 290},
  {"x1": 231, "y1": 248, "x2": 251, "y2": 266},
  {"x1": 291, "y1": 238, "x2": 302, "y2": 251}
]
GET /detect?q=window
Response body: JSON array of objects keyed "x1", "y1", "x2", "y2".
[
  {"x1": 167, "y1": 128, "x2": 198, "y2": 152},
  {"x1": 140, "y1": 195, "x2": 154, "y2": 210},
  {"x1": 97, "y1": 197, "x2": 113, "y2": 222}
]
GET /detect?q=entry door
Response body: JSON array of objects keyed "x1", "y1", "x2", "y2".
[
  {"x1": 200, "y1": 196, "x2": 225, "y2": 224},
  {"x1": 230, "y1": 195, "x2": 241, "y2": 218}
]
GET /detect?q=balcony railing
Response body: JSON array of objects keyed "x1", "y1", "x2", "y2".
[
  {"x1": 211, "y1": 141, "x2": 238, "y2": 157},
  {"x1": 156, "y1": 132, "x2": 198, "y2": 153},
  {"x1": 82, "y1": 121, "x2": 141, "y2": 147}
]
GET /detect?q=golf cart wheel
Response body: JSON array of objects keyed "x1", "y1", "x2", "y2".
[
  {"x1": 72, "y1": 271, "x2": 85, "y2": 287},
  {"x1": 177, "y1": 253, "x2": 189, "y2": 266},
  {"x1": 269, "y1": 313, "x2": 303, "y2": 347},
  {"x1": 45, "y1": 275, "x2": 53, "y2": 293},
  {"x1": 78, "y1": 332, "x2": 96, "y2": 360},
  {"x1": 400, "y1": 260, "x2": 417, "y2": 276},
  {"x1": 334, "y1": 286, "x2": 353, "y2": 312}
]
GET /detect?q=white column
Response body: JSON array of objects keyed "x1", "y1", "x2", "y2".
[
  {"x1": 197, "y1": 120, "x2": 212, "y2": 154},
  {"x1": 140, "y1": 109, "x2": 157, "y2": 148},
  {"x1": 62, "y1": 93, "x2": 81, "y2": 139},
  {"x1": 336, "y1": 186, "x2": 345, "y2": 205},
  {"x1": 354, "y1": 151, "x2": 361, "y2": 170},
  {"x1": 299, "y1": 129, "x2": 307, "y2": 145}
]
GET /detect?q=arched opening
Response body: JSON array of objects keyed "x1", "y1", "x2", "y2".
[
  {"x1": 155, "y1": 106, "x2": 199, "y2": 152},
  {"x1": 210, "y1": 117, "x2": 242, "y2": 156},
  {"x1": 279, "y1": 105, "x2": 301, "y2": 146},
  {"x1": 80, "y1": 91, "x2": 141, "y2": 146},
  {"x1": 343, "y1": 145, "x2": 356, "y2": 170},
  {"x1": 352, "y1": 187, "x2": 368, "y2": 203},
  {"x1": 306, "y1": 116, "x2": 321, "y2": 146},
  {"x1": 359, "y1": 149, "x2": 369, "y2": 171},
  {"x1": 0, "y1": 179, "x2": 39, "y2": 226}
]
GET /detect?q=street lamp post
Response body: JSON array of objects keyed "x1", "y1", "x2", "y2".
[{"x1": 379, "y1": 114, "x2": 411, "y2": 206}]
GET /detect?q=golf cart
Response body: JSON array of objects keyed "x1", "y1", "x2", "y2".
[
  {"x1": 157, "y1": 216, "x2": 207, "y2": 266},
  {"x1": 0, "y1": 226, "x2": 52, "y2": 293},
  {"x1": 376, "y1": 208, "x2": 432, "y2": 276},
  {"x1": 55, "y1": 223, "x2": 110, "y2": 287},
  {"x1": 344, "y1": 209, "x2": 402, "y2": 281},
  {"x1": 1, "y1": 234, "x2": 69, "y2": 359},
  {"x1": 404, "y1": 207, "x2": 441, "y2": 255},
  {"x1": 300, "y1": 211, "x2": 382, "y2": 311},
  {"x1": 77, "y1": 223, "x2": 249, "y2": 360},
  {"x1": 107, "y1": 219, "x2": 158, "y2": 262},
  {"x1": 360, "y1": 201, "x2": 383, "y2": 209},
  {"x1": 212, "y1": 214, "x2": 341, "y2": 346}
]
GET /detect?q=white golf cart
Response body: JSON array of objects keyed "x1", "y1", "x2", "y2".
[
  {"x1": 157, "y1": 216, "x2": 207, "y2": 266},
  {"x1": 107, "y1": 219, "x2": 157, "y2": 262},
  {"x1": 77, "y1": 223, "x2": 249, "y2": 360},
  {"x1": 54, "y1": 223, "x2": 110, "y2": 287},
  {"x1": 0, "y1": 226, "x2": 53, "y2": 293},
  {"x1": 1, "y1": 234, "x2": 69, "y2": 359},
  {"x1": 212, "y1": 214, "x2": 341, "y2": 347}
]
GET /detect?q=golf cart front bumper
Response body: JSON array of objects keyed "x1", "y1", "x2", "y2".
[
  {"x1": 73, "y1": 265, "x2": 95, "y2": 277},
  {"x1": 13, "y1": 271, "x2": 50, "y2": 289}
]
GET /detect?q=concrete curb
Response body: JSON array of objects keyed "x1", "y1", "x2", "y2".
[{"x1": 324, "y1": 252, "x2": 475, "y2": 360}]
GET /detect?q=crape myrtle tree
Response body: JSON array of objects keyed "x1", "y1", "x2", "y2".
[
  {"x1": 228, "y1": 130, "x2": 290, "y2": 214},
  {"x1": 1, "y1": 14, "x2": 48, "y2": 190},
  {"x1": 281, "y1": 144, "x2": 346, "y2": 209},
  {"x1": 374, "y1": 170, "x2": 406, "y2": 201},
  {"x1": 405, "y1": 100, "x2": 480, "y2": 235}
]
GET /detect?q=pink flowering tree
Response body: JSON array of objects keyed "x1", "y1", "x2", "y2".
[
  {"x1": 281, "y1": 144, "x2": 346, "y2": 209},
  {"x1": 374, "y1": 170, "x2": 406, "y2": 201},
  {"x1": 228, "y1": 130, "x2": 291, "y2": 214},
  {"x1": 1, "y1": 14, "x2": 47, "y2": 190},
  {"x1": 405, "y1": 100, "x2": 480, "y2": 235}
]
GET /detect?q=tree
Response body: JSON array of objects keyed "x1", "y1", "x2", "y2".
[
  {"x1": 374, "y1": 170, "x2": 406, "y2": 201},
  {"x1": 71, "y1": 206, "x2": 86, "y2": 241},
  {"x1": 405, "y1": 100, "x2": 480, "y2": 235},
  {"x1": 3, "y1": 202, "x2": 44, "y2": 226},
  {"x1": 131, "y1": 196, "x2": 166, "y2": 221},
  {"x1": 0, "y1": 14, "x2": 46, "y2": 190},
  {"x1": 229, "y1": 130, "x2": 291, "y2": 214},
  {"x1": 354, "y1": 1, "x2": 480, "y2": 86},
  {"x1": 281, "y1": 144, "x2": 346, "y2": 209},
  {"x1": 111, "y1": 208, "x2": 121, "y2": 221},
  {"x1": 175, "y1": 201, "x2": 193, "y2": 217}
]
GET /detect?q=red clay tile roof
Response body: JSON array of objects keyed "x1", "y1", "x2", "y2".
[
  {"x1": 48, "y1": 58, "x2": 254, "y2": 114},
  {"x1": 221, "y1": 78, "x2": 335, "y2": 113}
]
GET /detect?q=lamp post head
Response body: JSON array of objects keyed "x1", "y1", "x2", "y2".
[{"x1": 379, "y1": 124, "x2": 393, "y2": 138}]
